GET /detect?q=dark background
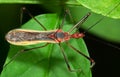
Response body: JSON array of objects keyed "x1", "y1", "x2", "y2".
[
  {"x1": 84, "y1": 32, "x2": 120, "y2": 77},
  {"x1": 0, "y1": 4, "x2": 120, "y2": 77}
]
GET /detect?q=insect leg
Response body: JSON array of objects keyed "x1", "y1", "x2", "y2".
[
  {"x1": 4, "y1": 43, "x2": 49, "y2": 68},
  {"x1": 20, "y1": 7, "x2": 47, "y2": 30},
  {"x1": 65, "y1": 8, "x2": 76, "y2": 24},
  {"x1": 68, "y1": 12, "x2": 91, "y2": 33},
  {"x1": 66, "y1": 41, "x2": 95, "y2": 68},
  {"x1": 52, "y1": 10, "x2": 68, "y2": 37},
  {"x1": 59, "y1": 8, "x2": 75, "y2": 29},
  {"x1": 58, "y1": 43, "x2": 81, "y2": 72},
  {"x1": 20, "y1": 7, "x2": 23, "y2": 26},
  {"x1": 59, "y1": 10, "x2": 67, "y2": 29}
]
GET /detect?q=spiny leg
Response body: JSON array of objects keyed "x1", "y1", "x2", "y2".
[
  {"x1": 20, "y1": 7, "x2": 47, "y2": 30},
  {"x1": 58, "y1": 43, "x2": 81, "y2": 72},
  {"x1": 66, "y1": 41, "x2": 95, "y2": 68},
  {"x1": 4, "y1": 43, "x2": 49, "y2": 68}
]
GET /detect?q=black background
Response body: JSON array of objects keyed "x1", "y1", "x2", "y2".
[{"x1": 84, "y1": 32, "x2": 120, "y2": 77}]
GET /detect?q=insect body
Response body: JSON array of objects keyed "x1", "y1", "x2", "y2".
[
  {"x1": 5, "y1": 29, "x2": 84, "y2": 46},
  {"x1": 6, "y1": 29, "x2": 67, "y2": 45},
  {"x1": 3, "y1": 1, "x2": 120, "y2": 74},
  {"x1": 3, "y1": 8, "x2": 93, "y2": 72}
]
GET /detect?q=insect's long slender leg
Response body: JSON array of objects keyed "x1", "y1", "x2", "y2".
[
  {"x1": 65, "y1": 8, "x2": 76, "y2": 24},
  {"x1": 4, "y1": 43, "x2": 49, "y2": 68},
  {"x1": 21, "y1": 43, "x2": 49, "y2": 52},
  {"x1": 54, "y1": 8, "x2": 76, "y2": 36},
  {"x1": 59, "y1": 10, "x2": 67, "y2": 29},
  {"x1": 68, "y1": 12, "x2": 91, "y2": 33},
  {"x1": 67, "y1": 9, "x2": 90, "y2": 32},
  {"x1": 52, "y1": 9, "x2": 68, "y2": 36},
  {"x1": 58, "y1": 43, "x2": 81, "y2": 72},
  {"x1": 59, "y1": 8, "x2": 75, "y2": 29},
  {"x1": 20, "y1": 7, "x2": 47, "y2": 30},
  {"x1": 66, "y1": 41, "x2": 95, "y2": 68},
  {"x1": 20, "y1": 7, "x2": 23, "y2": 26}
]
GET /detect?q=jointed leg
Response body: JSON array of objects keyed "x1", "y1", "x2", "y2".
[
  {"x1": 21, "y1": 43, "x2": 49, "y2": 52},
  {"x1": 58, "y1": 9, "x2": 67, "y2": 29},
  {"x1": 58, "y1": 43, "x2": 81, "y2": 72},
  {"x1": 4, "y1": 43, "x2": 49, "y2": 68},
  {"x1": 64, "y1": 8, "x2": 76, "y2": 24},
  {"x1": 66, "y1": 41, "x2": 95, "y2": 68},
  {"x1": 68, "y1": 12, "x2": 91, "y2": 33},
  {"x1": 59, "y1": 8, "x2": 91, "y2": 33},
  {"x1": 59, "y1": 8, "x2": 76, "y2": 29},
  {"x1": 20, "y1": 7, "x2": 47, "y2": 30}
]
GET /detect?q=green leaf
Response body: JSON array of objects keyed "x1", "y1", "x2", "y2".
[
  {"x1": 1, "y1": 14, "x2": 91, "y2": 77},
  {"x1": 69, "y1": 0, "x2": 120, "y2": 43},
  {"x1": 76, "y1": 0, "x2": 120, "y2": 19}
]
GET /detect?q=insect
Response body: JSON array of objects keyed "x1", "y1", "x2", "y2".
[
  {"x1": 4, "y1": 7, "x2": 95, "y2": 72},
  {"x1": 2, "y1": 1, "x2": 120, "y2": 77}
]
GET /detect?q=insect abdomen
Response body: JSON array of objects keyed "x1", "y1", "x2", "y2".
[{"x1": 5, "y1": 29, "x2": 57, "y2": 45}]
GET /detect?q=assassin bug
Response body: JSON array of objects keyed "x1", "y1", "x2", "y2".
[
  {"x1": 4, "y1": 7, "x2": 95, "y2": 72},
  {"x1": 2, "y1": 1, "x2": 120, "y2": 77}
]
